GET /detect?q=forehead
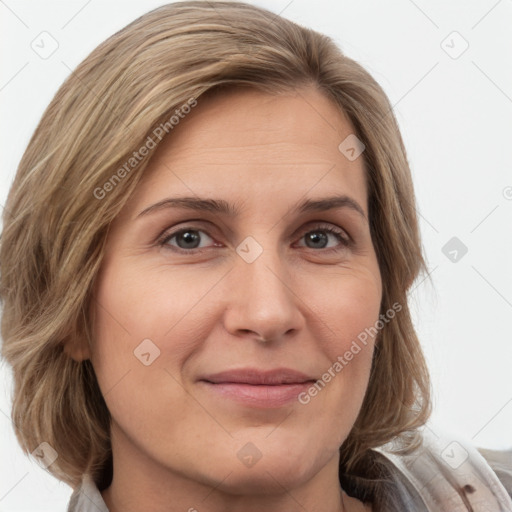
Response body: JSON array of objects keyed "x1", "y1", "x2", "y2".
[{"x1": 127, "y1": 86, "x2": 368, "y2": 217}]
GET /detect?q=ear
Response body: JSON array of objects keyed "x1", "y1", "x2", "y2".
[{"x1": 62, "y1": 334, "x2": 91, "y2": 362}]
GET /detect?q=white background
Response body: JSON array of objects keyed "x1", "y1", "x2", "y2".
[{"x1": 1, "y1": 0, "x2": 511, "y2": 510}]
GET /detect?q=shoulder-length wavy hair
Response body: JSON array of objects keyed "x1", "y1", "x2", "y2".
[{"x1": 0, "y1": 0, "x2": 431, "y2": 503}]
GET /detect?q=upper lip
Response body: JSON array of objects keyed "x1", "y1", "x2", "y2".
[{"x1": 200, "y1": 368, "x2": 317, "y2": 385}]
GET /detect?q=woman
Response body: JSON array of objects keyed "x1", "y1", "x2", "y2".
[{"x1": 1, "y1": 2, "x2": 510, "y2": 511}]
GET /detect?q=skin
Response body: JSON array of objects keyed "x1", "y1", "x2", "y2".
[{"x1": 76, "y1": 85, "x2": 381, "y2": 512}]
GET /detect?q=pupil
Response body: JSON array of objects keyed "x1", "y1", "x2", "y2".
[
  {"x1": 178, "y1": 231, "x2": 200, "y2": 248},
  {"x1": 307, "y1": 231, "x2": 327, "y2": 248}
]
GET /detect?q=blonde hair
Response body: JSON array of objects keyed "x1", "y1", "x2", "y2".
[{"x1": 0, "y1": 0, "x2": 431, "y2": 504}]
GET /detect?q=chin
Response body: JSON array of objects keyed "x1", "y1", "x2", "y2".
[
  {"x1": 223, "y1": 444, "x2": 321, "y2": 492},
  {"x1": 212, "y1": 459, "x2": 315, "y2": 496}
]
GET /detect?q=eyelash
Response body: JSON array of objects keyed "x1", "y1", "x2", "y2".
[{"x1": 156, "y1": 223, "x2": 352, "y2": 255}]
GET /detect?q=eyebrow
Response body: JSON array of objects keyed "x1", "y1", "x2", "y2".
[{"x1": 137, "y1": 195, "x2": 367, "y2": 220}]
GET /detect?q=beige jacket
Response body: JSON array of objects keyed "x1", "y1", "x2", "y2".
[{"x1": 67, "y1": 427, "x2": 512, "y2": 511}]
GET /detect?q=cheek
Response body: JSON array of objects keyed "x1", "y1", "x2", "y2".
[
  {"x1": 305, "y1": 264, "x2": 382, "y2": 353},
  {"x1": 89, "y1": 261, "x2": 211, "y2": 448},
  {"x1": 89, "y1": 259, "x2": 225, "y2": 407},
  {"x1": 295, "y1": 267, "x2": 381, "y2": 443},
  {"x1": 91, "y1": 260, "x2": 218, "y2": 354}
]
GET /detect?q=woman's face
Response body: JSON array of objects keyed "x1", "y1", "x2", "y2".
[{"x1": 90, "y1": 86, "x2": 382, "y2": 496}]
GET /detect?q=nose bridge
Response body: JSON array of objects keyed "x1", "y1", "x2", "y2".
[{"x1": 236, "y1": 233, "x2": 290, "y2": 302}]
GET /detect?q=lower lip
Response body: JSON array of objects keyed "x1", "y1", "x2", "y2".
[{"x1": 199, "y1": 381, "x2": 313, "y2": 408}]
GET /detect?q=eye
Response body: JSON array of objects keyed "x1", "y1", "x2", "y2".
[
  {"x1": 160, "y1": 228, "x2": 217, "y2": 252},
  {"x1": 295, "y1": 224, "x2": 351, "y2": 251},
  {"x1": 157, "y1": 222, "x2": 352, "y2": 254}
]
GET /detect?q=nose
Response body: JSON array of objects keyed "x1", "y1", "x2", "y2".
[{"x1": 222, "y1": 243, "x2": 305, "y2": 343}]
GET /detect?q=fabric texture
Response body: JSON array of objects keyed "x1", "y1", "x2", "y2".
[
  {"x1": 67, "y1": 426, "x2": 512, "y2": 511},
  {"x1": 374, "y1": 427, "x2": 512, "y2": 510}
]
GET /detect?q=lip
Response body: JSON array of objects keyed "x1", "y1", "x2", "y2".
[
  {"x1": 198, "y1": 368, "x2": 317, "y2": 408},
  {"x1": 200, "y1": 368, "x2": 316, "y2": 385}
]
